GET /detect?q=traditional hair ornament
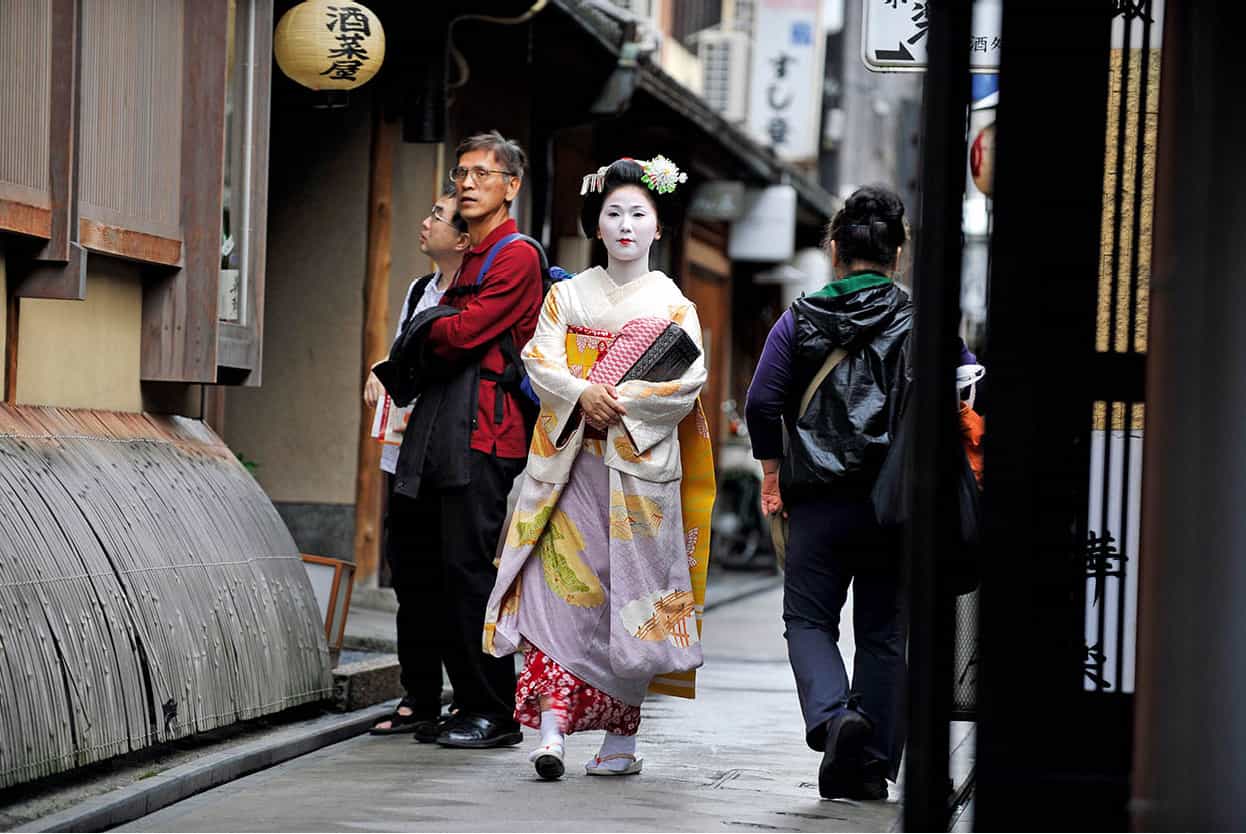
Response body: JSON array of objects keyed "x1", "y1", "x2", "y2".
[
  {"x1": 578, "y1": 156, "x2": 689, "y2": 196},
  {"x1": 580, "y1": 165, "x2": 610, "y2": 196},
  {"x1": 639, "y1": 155, "x2": 687, "y2": 195}
]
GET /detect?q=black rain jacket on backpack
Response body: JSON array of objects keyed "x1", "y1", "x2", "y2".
[{"x1": 779, "y1": 273, "x2": 913, "y2": 504}]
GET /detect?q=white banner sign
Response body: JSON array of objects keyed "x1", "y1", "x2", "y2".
[
  {"x1": 747, "y1": 0, "x2": 825, "y2": 162},
  {"x1": 862, "y1": 0, "x2": 1002, "y2": 73}
]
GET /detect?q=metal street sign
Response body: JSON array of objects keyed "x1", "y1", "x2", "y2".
[{"x1": 862, "y1": 0, "x2": 1002, "y2": 73}]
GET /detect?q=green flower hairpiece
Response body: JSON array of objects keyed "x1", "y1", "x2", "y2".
[{"x1": 640, "y1": 155, "x2": 688, "y2": 195}]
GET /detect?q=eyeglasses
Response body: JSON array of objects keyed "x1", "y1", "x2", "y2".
[
  {"x1": 448, "y1": 165, "x2": 514, "y2": 184},
  {"x1": 427, "y1": 205, "x2": 460, "y2": 230}
]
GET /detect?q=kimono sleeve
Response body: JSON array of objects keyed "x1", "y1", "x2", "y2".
[
  {"x1": 521, "y1": 282, "x2": 589, "y2": 445},
  {"x1": 614, "y1": 302, "x2": 708, "y2": 456}
]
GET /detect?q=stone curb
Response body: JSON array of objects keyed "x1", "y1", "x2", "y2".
[
  {"x1": 333, "y1": 654, "x2": 403, "y2": 712},
  {"x1": 15, "y1": 703, "x2": 396, "y2": 833}
]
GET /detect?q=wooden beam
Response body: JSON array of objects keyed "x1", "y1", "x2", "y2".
[
  {"x1": 11, "y1": 0, "x2": 87, "y2": 302},
  {"x1": 203, "y1": 385, "x2": 227, "y2": 435},
  {"x1": 141, "y1": 0, "x2": 228, "y2": 382},
  {"x1": 239, "y1": 0, "x2": 274, "y2": 387},
  {"x1": 685, "y1": 234, "x2": 731, "y2": 277},
  {"x1": 37, "y1": 0, "x2": 80, "y2": 264},
  {"x1": 10, "y1": 243, "x2": 86, "y2": 300},
  {"x1": 0, "y1": 200, "x2": 52, "y2": 239},
  {"x1": 5, "y1": 292, "x2": 18, "y2": 404},
  {"x1": 352, "y1": 107, "x2": 397, "y2": 586},
  {"x1": 80, "y1": 218, "x2": 183, "y2": 266}
]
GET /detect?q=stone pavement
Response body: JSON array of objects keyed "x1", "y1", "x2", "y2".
[{"x1": 120, "y1": 585, "x2": 901, "y2": 832}]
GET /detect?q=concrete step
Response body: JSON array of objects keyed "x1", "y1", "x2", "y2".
[{"x1": 331, "y1": 654, "x2": 402, "y2": 713}]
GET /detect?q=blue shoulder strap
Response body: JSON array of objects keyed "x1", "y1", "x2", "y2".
[
  {"x1": 475, "y1": 233, "x2": 551, "y2": 285},
  {"x1": 475, "y1": 233, "x2": 525, "y2": 285}
]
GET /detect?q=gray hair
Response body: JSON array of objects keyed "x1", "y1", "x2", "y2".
[{"x1": 455, "y1": 130, "x2": 527, "y2": 177}]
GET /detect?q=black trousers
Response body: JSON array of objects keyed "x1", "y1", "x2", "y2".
[
  {"x1": 385, "y1": 474, "x2": 444, "y2": 719},
  {"x1": 385, "y1": 451, "x2": 524, "y2": 724},
  {"x1": 783, "y1": 494, "x2": 907, "y2": 779}
]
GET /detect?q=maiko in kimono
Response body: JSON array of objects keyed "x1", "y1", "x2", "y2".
[{"x1": 482, "y1": 157, "x2": 716, "y2": 781}]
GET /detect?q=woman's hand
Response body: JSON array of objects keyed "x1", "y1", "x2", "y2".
[
  {"x1": 364, "y1": 372, "x2": 385, "y2": 409},
  {"x1": 578, "y1": 383, "x2": 627, "y2": 430},
  {"x1": 760, "y1": 461, "x2": 784, "y2": 517}
]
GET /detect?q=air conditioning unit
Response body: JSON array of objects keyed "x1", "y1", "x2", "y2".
[
  {"x1": 698, "y1": 30, "x2": 749, "y2": 123},
  {"x1": 606, "y1": 0, "x2": 658, "y2": 25},
  {"x1": 726, "y1": 0, "x2": 756, "y2": 34}
]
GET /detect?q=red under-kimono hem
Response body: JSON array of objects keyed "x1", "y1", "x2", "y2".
[{"x1": 514, "y1": 646, "x2": 641, "y2": 736}]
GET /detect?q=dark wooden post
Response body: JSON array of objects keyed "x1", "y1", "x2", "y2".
[
  {"x1": 4, "y1": 291, "x2": 18, "y2": 404},
  {"x1": 352, "y1": 106, "x2": 396, "y2": 584},
  {"x1": 1134, "y1": 1, "x2": 1246, "y2": 827},
  {"x1": 903, "y1": 0, "x2": 972, "y2": 828},
  {"x1": 975, "y1": 1, "x2": 1114, "y2": 827}
]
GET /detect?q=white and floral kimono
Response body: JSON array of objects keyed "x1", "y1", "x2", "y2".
[{"x1": 483, "y1": 266, "x2": 716, "y2": 734}]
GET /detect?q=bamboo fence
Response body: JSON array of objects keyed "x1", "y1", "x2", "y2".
[{"x1": 0, "y1": 405, "x2": 331, "y2": 789}]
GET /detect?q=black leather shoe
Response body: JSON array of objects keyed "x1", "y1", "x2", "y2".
[
  {"x1": 435, "y1": 713, "x2": 523, "y2": 749},
  {"x1": 818, "y1": 710, "x2": 872, "y2": 799}
]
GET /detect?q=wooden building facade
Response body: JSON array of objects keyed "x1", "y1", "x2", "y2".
[{"x1": 218, "y1": 0, "x2": 839, "y2": 588}]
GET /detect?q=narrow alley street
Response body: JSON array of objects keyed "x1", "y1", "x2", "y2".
[{"x1": 118, "y1": 585, "x2": 900, "y2": 832}]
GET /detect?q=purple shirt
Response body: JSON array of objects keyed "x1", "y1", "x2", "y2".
[
  {"x1": 744, "y1": 309, "x2": 798, "y2": 461},
  {"x1": 744, "y1": 309, "x2": 977, "y2": 461}
]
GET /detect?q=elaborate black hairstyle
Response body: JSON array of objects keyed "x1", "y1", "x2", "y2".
[
  {"x1": 579, "y1": 158, "x2": 679, "y2": 240},
  {"x1": 824, "y1": 184, "x2": 908, "y2": 267}
]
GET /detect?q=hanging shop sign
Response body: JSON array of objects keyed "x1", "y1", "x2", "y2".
[
  {"x1": 689, "y1": 181, "x2": 747, "y2": 222},
  {"x1": 274, "y1": 1, "x2": 386, "y2": 91},
  {"x1": 747, "y1": 0, "x2": 825, "y2": 162},
  {"x1": 728, "y1": 185, "x2": 797, "y2": 263}
]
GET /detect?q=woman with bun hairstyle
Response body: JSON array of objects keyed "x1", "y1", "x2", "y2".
[
  {"x1": 744, "y1": 185, "x2": 914, "y2": 801},
  {"x1": 483, "y1": 157, "x2": 715, "y2": 781}
]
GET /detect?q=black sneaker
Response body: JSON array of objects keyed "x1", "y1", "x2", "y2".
[
  {"x1": 850, "y1": 758, "x2": 889, "y2": 800},
  {"x1": 850, "y1": 778, "x2": 889, "y2": 801},
  {"x1": 818, "y1": 710, "x2": 873, "y2": 799}
]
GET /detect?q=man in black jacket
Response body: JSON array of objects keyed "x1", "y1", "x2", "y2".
[{"x1": 365, "y1": 185, "x2": 469, "y2": 739}]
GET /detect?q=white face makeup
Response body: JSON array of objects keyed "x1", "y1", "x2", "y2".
[{"x1": 597, "y1": 184, "x2": 660, "y2": 265}]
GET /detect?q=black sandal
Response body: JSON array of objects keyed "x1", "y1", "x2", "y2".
[{"x1": 370, "y1": 698, "x2": 425, "y2": 736}]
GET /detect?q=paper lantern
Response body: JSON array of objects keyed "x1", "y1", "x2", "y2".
[
  {"x1": 970, "y1": 122, "x2": 996, "y2": 197},
  {"x1": 274, "y1": 1, "x2": 385, "y2": 91}
]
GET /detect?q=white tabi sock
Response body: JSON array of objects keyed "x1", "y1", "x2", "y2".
[
  {"x1": 595, "y1": 730, "x2": 637, "y2": 769},
  {"x1": 540, "y1": 709, "x2": 564, "y2": 748}
]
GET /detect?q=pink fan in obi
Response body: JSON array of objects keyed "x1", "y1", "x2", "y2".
[{"x1": 587, "y1": 317, "x2": 701, "y2": 386}]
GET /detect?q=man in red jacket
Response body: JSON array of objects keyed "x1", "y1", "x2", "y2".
[{"x1": 424, "y1": 131, "x2": 542, "y2": 748}]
